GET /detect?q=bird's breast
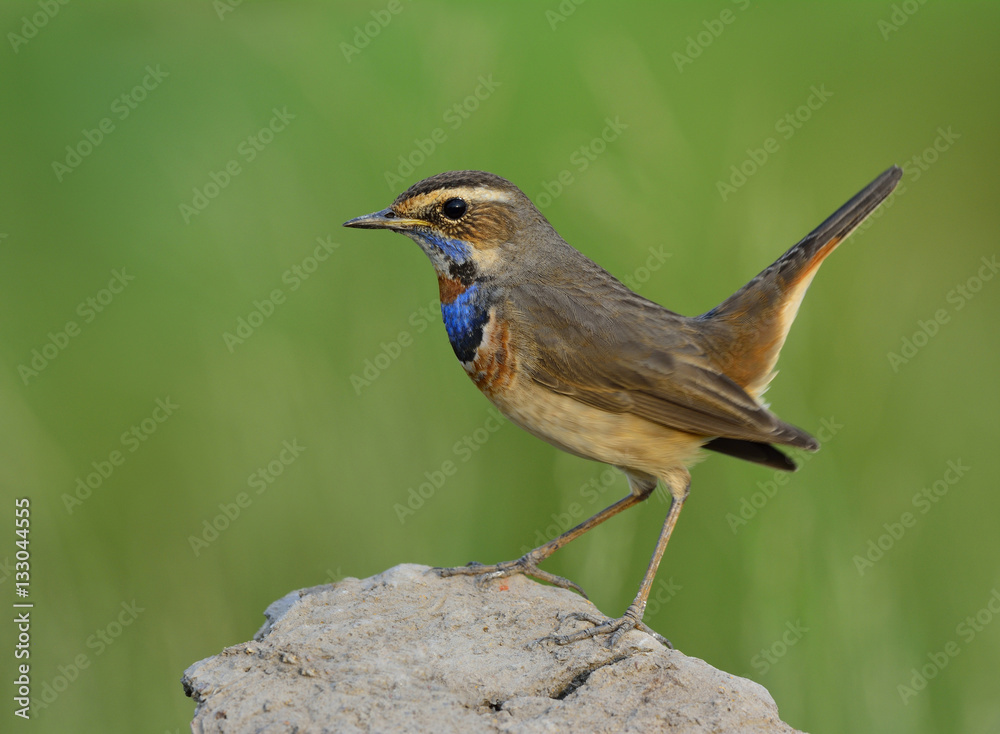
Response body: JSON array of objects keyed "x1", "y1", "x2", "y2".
[{"x1": 438, "y1": 276, "x2": 516, "y2": 397}]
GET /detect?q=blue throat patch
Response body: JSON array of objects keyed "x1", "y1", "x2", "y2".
[
  {"x1": 440, "y1": 283, "x2": 490, "y2": 363},
  {"x1": 420, "y1": 230, "x2": 472, "y2": 263}
]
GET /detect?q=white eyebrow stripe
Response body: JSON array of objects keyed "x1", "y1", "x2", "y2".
[
  {"x1": 403, "y1": 187, "x2": 515, "y2": 212},
  {"x1": 449, "y1": 187, "x2": 514, "y2": 205}
]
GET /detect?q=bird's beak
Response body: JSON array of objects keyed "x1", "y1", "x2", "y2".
[{"x1": 342, "y1": 208, "x2": 425, "y2": 231}]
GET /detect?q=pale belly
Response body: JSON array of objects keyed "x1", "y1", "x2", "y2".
[
  {"x1": 459, "y1": 311, "x2": 707, "y2": 480},
  {"x1": 489, "y1": 377, "x2": 705, "y2": 479}
]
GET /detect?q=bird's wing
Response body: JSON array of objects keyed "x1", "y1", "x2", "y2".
[{"x1": 510, "y1": 278, "x2": 817, "y2": 450}]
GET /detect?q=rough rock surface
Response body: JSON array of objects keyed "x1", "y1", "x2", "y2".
[{"x1": 183, "y1": 564, "x2": 803, "y2": 733}]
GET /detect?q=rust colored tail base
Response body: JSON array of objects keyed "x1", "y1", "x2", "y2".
[{"x1": 702, "y1": 166, "x2": 903, "y2": 398}]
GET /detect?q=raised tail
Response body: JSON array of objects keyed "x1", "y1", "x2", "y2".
[{"x1": 699, "y1": 166, "x2": 902, "y2": 398}]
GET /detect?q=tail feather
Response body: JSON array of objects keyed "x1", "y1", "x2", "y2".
[
  {"x1": 700, "y1": 166, "x2": 902, "y2": 396},
  {"x1": 703, "y1": 437, "x2": 799, "y2": 471}
]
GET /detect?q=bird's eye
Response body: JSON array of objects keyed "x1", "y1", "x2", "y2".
[{"x1": 442, "y1": 198, "x2": 467, "y2": 220}]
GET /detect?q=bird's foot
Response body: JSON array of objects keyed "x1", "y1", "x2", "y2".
[
  {"x1": 433, "y1": 557, "x2": 588, "y2": 598},
  {"x1": 534, "y1": 609, "x2": 672, "y2": 649}
]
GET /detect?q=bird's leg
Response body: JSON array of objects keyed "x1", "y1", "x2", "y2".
[
  {"x1": 540, "y1": 467, "x2": 691, "y2": 648},
  {"x1": 435, "y1": 473, "x2": 658, "y2": 598}
]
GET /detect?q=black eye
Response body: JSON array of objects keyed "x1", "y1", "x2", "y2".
[{"x1": 442, "y1": 198, "x2": 467, "y2": 220}]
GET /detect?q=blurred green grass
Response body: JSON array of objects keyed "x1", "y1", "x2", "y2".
[{"x1": 1, "y1": 1, "x2": 998, "y2": 731}]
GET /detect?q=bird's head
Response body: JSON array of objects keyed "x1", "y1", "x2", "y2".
[{"x1": 343, "y1": 170, "x2": 552, "y2": 283}]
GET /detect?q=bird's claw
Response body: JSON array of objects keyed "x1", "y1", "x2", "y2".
[
  {"x1": 535, "y1": 610, "x2": 672, "y2": 649},
  {"x1": 433, "y1": 557, "x2": 589, "y2": 598}
]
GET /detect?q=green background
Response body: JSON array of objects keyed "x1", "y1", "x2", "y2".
[{"x1": 2, "y1": 1, "x2": 998, "y2": 731}]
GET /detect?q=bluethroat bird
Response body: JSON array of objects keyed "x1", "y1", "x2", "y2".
[{"x1": 344, "y1": 165, "x2": 902, "y2": 647}]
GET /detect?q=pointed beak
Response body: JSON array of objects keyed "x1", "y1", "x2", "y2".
[{"x1": 342, "y1": 208, "x2": 425, "y2": 231}]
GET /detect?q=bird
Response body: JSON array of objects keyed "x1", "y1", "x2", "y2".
[{"x1": 343, "y1": 165, "x2": 902, "y2": 647}]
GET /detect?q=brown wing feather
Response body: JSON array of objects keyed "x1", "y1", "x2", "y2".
[{"x1": 508, "y1": 271, "x2": 817, "y2": 450}]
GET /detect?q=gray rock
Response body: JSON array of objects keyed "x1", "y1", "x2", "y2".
[{"x1": 183, "y1": 564, "x2": 802, "y2": 733}]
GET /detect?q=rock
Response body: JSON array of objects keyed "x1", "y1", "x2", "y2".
[{"x1": 183, "y1": 564, "x2": 802, "y2": 733}]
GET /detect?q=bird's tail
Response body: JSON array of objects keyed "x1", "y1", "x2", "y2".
[{"x1": 700, "y1": 166, "x2": 902, "y2": 397}]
